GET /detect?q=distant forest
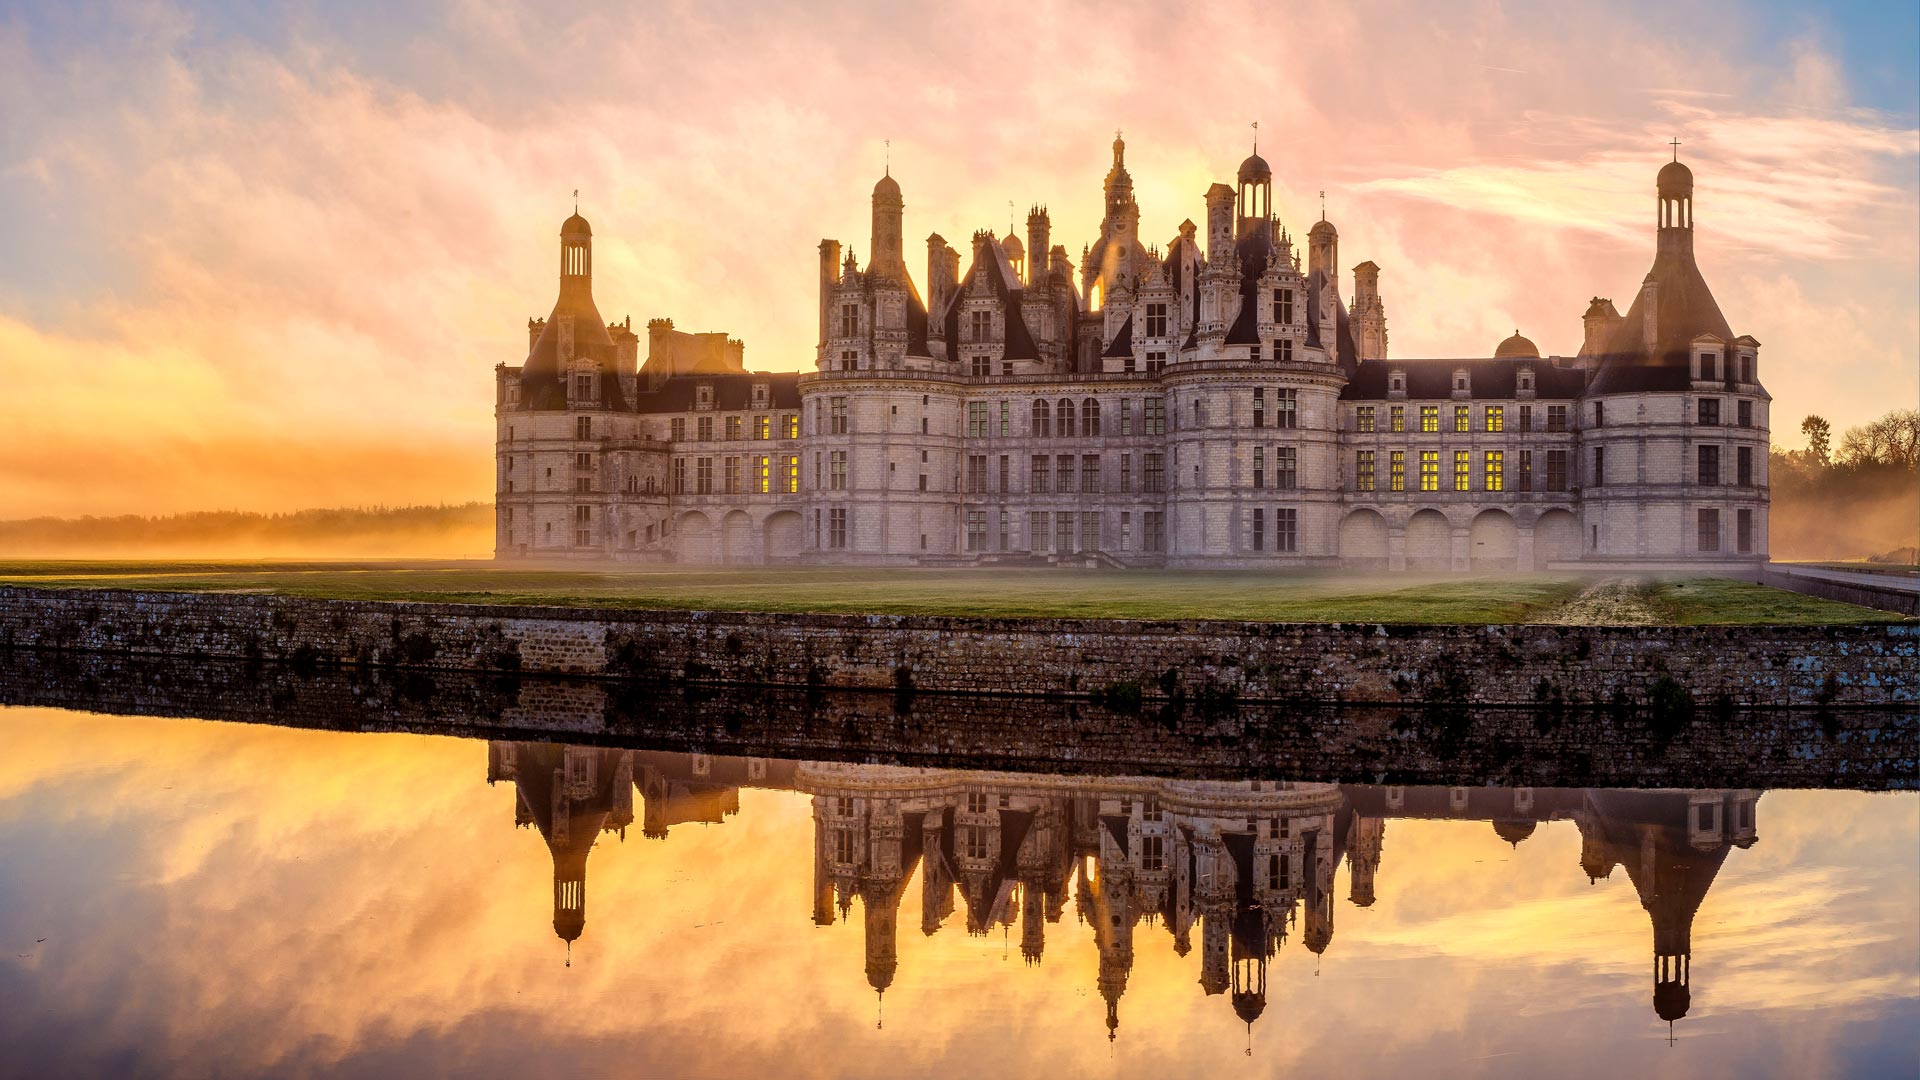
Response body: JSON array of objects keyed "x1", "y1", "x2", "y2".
[
  {"x1": 1770, "y1": 409, "x2": 1918, "y2": 563},
  {"x1": 0, "y1": 503, "x2": 493, "y2": 558}
]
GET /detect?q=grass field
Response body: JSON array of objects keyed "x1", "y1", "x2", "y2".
[{"x1": 0, "y1": 560, "x2": 1903, "y2": 625}]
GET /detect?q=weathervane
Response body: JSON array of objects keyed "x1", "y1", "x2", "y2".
[
  {"x1": 1319, "y1": 189, "x2": 1326, "y2": 220},
  {"x1": 572, "y1": 188, "x2": 579, "y2": 213},
  {"x1": 1252, "y1": 120, "x2": 1258, "y2": 153},
  {"x1": 884, "y1": 138, "x2": 891, "y2": 176}
]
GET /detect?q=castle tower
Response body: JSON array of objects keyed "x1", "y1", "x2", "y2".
[
  {"x1": 1236, "y1": 147, "x2": 1272, "y2": 234},
  {"x1": 1307, "y1": 216, "x2": 1338, "y2": 280},
  {"x1": 1351, "y1": 260, "x2": 1389, "y2": 361}
]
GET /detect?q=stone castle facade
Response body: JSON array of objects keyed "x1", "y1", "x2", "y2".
[{"x1": 495, "y1": 140, "x2": 1770, "y2": 569}]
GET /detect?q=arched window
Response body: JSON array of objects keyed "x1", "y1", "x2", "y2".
[
  {"x1": 1058, "y1": 398, "x2": 1076, "y2": 437},
  {"x1": 1031, "y1": 399, "x2": 1050, "y2": 438},
  {"x1": 1083, "y1": 398, "x2": 1101, "y2": 437}
]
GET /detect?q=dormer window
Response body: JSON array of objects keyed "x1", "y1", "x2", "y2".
[
  {"x1": 1519, "y1": 373, "x2": 1532, "y2": 391},
  {"x1": 751, "y1": 383, "x2": 769, "y2": 407},
  {"x1": 1696, "y1": 350, "x2": 1720, "y2": 381},
  {"x1": 695, "y1": 383, "x2": 714, "y2": 409}
]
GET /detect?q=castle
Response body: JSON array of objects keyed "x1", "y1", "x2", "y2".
[
  {"x1": 495, "y1": 139, "x2": 1770, "y2": 569},
  {"x1": 486, "y1": 742, "x2": 1761, "y2": 1038}
]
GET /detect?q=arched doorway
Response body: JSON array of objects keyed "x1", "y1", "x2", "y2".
[
  {"x1": 721, "y1": 510, "x2": 754, "y2": 564},
  {"x1": 764, "y1": 511, "x2": 804, "y2": 560},
  {"x1": 676, "y1": 511, "x2": 714, "y2": 564},
  {"x1": 1469, "y1": 509, "x2": 1519, "y2": 571},
  {"x1": 1533, "y1": 509, "x2": 1580, "y2": 569},
  {"x1": 1338, "y1": 509, "x2": 1389, "y2": 569},
  {"x1": 1405, "y1": 509, "x2": 1452, "y2": 571}
]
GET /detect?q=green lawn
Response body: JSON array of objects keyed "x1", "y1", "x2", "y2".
[{"x1": 0, "y1": 560, "x2": 1903, "y2": 625}]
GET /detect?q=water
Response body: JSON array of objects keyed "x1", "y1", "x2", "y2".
[{"x1": 1, "y1": 705, "x2": 1915, "y2": 1078}]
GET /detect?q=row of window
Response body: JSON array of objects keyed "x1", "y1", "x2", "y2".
[
  {"x1": 1696, "y1": 508, "x2": 1757, "y2": 554},
  {"x1": 667, "y1": 414, "x2": 800, "y2": 442},
  {"x1": 1355, "y1": 449, "x2": 1557, "y2": 493},
  {"x1": 671, "y1": 455, "x2": 800, "y2": 495},
  {"x1": 944, "y1": 509, "x2": 1170, "y2": 554},
  {"x1": 1356, "y1": 403, "x2": 1566, "y2": 434}
]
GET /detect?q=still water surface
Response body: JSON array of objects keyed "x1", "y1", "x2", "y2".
[{"x1": 1, "y1": 706, "x2": 1915, "y2": 1078}]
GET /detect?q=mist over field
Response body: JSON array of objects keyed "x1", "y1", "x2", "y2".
[{"x1": 0, "y1": 504, "x2": 492, "y2": 560}]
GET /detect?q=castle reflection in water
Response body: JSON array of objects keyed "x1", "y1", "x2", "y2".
[{"x1": 487, "y1": 742, "x2": 1759, "y2": 1038}]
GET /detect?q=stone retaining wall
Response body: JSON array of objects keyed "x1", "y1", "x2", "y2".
[
  {"x1": 2, "y1": 650, "x2": 1911, "y2": 789},
  {"x1": 0, "y1": 586, "x2": 1910, "y2": 707}
]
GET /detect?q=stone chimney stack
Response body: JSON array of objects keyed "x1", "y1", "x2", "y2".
[
  {"x1": 818, "y1": 239, "x2": 842, "y2": 348},
  {"x1": 1205, "y1": 184, "x2": 1235, "y2": 269},
  {"x1": 1027, "y1": 206, "x2": 1051, "y2": 280}
]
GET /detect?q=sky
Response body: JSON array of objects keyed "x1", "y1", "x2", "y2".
[{"x1": 0, "y1": 0, "x2": 1915, "y2": 517}]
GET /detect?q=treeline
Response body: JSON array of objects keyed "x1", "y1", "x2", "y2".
[
  {"x1": 1770, "y1": 409, "x2": 1918, "y2": 563},
  {"x1": 0, "y1": 503, "x2": 494, "y2": 559}
]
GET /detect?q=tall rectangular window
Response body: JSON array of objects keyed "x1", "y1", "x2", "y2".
[
  {"x1": 1056, "y1": 454, "x2": 1073, "y2": 493},
  {"x1": 1420, "y1": 405, "x2": 1439, "y2": 433},
  {"x1": 1390, "y1": 450, "x2": 1406, "y2": 492},
  {"x1": 755, "y1": 455, "x2": 771, "y2": 493},
  {"x1": 1737, "y1": 400, "x2": 1752, "y2": 428},
  {"x1": 1593, "y1": 446, "x2": 1606, "y2": 486},
  {"x1": 577, "y1": 415, "x2": 593, "y2": 440},
  {"x1": 1485, "y1": 405, "x2": 1503, "y2": 432},
  {"x1": 696, "y1": 457, "x2": 713, "y2": 494},
  {"x1": 1120, "y1": 399, "x2": 1134, "y2": 435},
  {"x1": 783, "y1": 414, "x2": 800, "y2": 439},
  {"x1": 671, "y1": 417, "x2": 686, "y2": 441},
  {"x1": 998, "y1": 454, "x2": 1010, "y2": 492},
  {"x1": 829, "y1": 451, "x2": 847, "y2": 491},
  {"x1": 1698, "y1": 398, "x2": 1721, "y2": 425},
  {"x1": 1697, "y1": 508, "x2": 1721, "y2": 552},
  {"x1": 999, "y1": 401, "x2": 1011, "y2": 436},
  {"x1": 829, "y1": 508, "x2": 848, "y2": 549},
  {"x1": 697, "y1": 416, "x2": 713, "y2": 441},
  {"x1": 1145, "y1": 303, "x2": 1168, "y2": 337},
  {"x1": 1081, "y1": 454, "x2": 1101, "y2": 493},
  {"x1": 1356, "y1": 405, "x2": 1375, "y2": 433},
  {"x1": 1390, "y1": 405, "x2": 1406, "y2": 433},
  {"x1": 1518, "y1": 449, "x2": 1533, "y2": 491},
  {"x1": 1119, "y1": 512, "x2": 1132, "y2": 551},
  {"x1": 1518, "y1": 405, "x2": 1533, "y2": 431},
  {"x1": 1144, "y1": 453, "x2": 1166, "y2": 493},
  {"x1": 1546, "y1": 449, "x2": 1568, "y2": 491},
  {"x1": 1483, "y1": 450, "x2": 1504, "y2": 491},
  {"x1": 1253, "y1": 386, "x2": 1265, "y2": 429},
  {"x1": 1453, "y1": 450, "x2": 1471, "y2": 491},
  {"x1": 998, "y1": 509, "x2": 1009, "y2": 551},
  {"x1": 967, "y1": 454, "x2": 988, "y2": 493},
  {"x1": 1698, "y1": 445, "x2": 1720, "y2": 485},
  {"x1": 673, "y1": 458, "x2": 687, "y2": 494},
  {"x1": 967, "y1": 402, "x2": 989, "y2": 438},
  {"x1": 1454, "y1": 404, "x2": 1471, "y2": 432},
  {"x1": 724, "y1": 456, "x2": 741, "y2": 494},
  {"x1": 1145, "y1": 398, "x2": 1166, "y2": 435},
  {"x1": 841, "y1": 304, "x2": 858, "y2": 337},
  {"x1": 1030, "y1": 455, "x2": 1048, "y2": 494},
  {"x1": 1274, "y1": 288, "x2": 1294, "y2": 324},
  {"x1": 829, "y1": 397, "x2": 849, "y2": 434},
  {"x1": 1253, "y1": 446, "x2": 1265, "y2": 489},
  {"x1": 755, "y1": 415, "x2": 771, "y2": 440},
  {"x1": 1029, "y1": 511, "x2": 1048, "y2": 552},
  {"x1": 1080, "y1": 511, "x2": 1101, "y2": 552},
  {"x1": 1275, "y1": 447, "x2": 1297, "y2": 490},
  {"x1": 725, "y1": 416, "x2": 743, "y2": 441},
  {"x1": 1419, "y1": 451, "x2": 1440, "y2": 492},
  {"x1": 966, "y1": 510, "x2": 987, "y2": 552},
  {"x1": 1737, "y1": 509, "x2": 1753, "y2": 553},
  {"x1": 1275, "y1": 508, "x2": 1297, "y2": 553},
  {"x1": 1547, "y1": 404, "x2": 1568, "y2": 432},
  {"x1": 1278, "y1": 339, "x2": 1294, "y2": 363},
  {"x1": 1251, "y1": 508, "x2": 1265, "y2": 551},
  {"x1": 1120, "y1": 452, "x2": 1133, "y2": 492},
  {"x1": 1276, "y1": 389, "x2": 1298, "y2": 429},
  {"x1": 1737, "y1": 446, "x2": 1752, "y2": 486},
  {"x1": 1056, "y1": 514, "x2": 1073, "y2": 554},
  {"x1": 1144, "y1": 511, "x2": 1165, "y2": 552},
  {"x1": 1356, "y1": 450, "x2": 1376, "y2": 491}
]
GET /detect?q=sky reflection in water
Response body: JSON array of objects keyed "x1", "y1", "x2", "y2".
[{"x1": 0, "y1": 706, "x2": 1914, "y2": 1079}]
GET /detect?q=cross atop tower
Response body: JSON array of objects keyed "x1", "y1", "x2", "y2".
[
  {"x1": 1670, "y1": 136, "x2": 1681, "y2": 161},
  {"x1": 1252, "y1": 120, "x2": 1258, "y2": 153},
  {"x1": 1319, "y1": 190, "x2": 1326, "y2": 221},
  {"x1": 884, "y1": 138, "x2": 890, "y2": 176}
]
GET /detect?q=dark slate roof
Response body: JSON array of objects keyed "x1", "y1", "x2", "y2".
[
  {"x1": 519, "y1": 282, "x2": 627, "y2": 411},
  {"x1": 1340, "y1": 355, "x2": 1588, "y2": 400},
  {"x1": 1587, "y1": 241, "x2": 1736, "y2": 395},
  {"x1": 631, "y1": 371, "x2": 802, "y2": 414},
  {"x1": 1102, "y1": 314, "x2": 1134, "y2": 357}
]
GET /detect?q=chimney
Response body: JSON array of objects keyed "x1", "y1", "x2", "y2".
[
  {"x1": 1641, "y1": 274, "x2": 1660, "y2": 353},
  {"x1": 1027, "y1": 206, "x2": 1051, "y2": 281},
  {"x1": 818, "y1": 239, "x2": 842, "y2": 348},
  {"x1": 1205, "y1": 184, "x2": 1235, "y2": 268}
]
